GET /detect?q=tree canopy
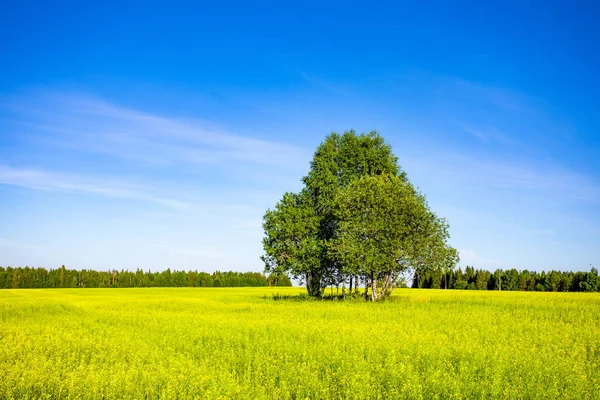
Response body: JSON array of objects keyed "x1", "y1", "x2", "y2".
[{"x1": 262, "y1": 130, "x2": 458, "y2": 300}]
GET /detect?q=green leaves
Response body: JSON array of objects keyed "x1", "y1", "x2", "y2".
[
  {"x1": 261, "y1": 191, "x2": 323, "y2": 295},
  {"x1": 261, "y1": 130, "x2": 457, "y2": 299},
  {"x1": 335, "y1": 174, "x2": 457, "y2": 300}
]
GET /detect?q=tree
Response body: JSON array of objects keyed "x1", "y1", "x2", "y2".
[
  {"x1": 267, "y1": 272, "x2": 293, "y2": 286},
  {"x1": 261, "y1": 130, "x2": 458, "y2": 300},
  {"x1": 336, "y1": 174, "x2": 457, "y2": 300},
  {"x1": 475, "y1": 270, "x2": 489, "y2": 290},
  {"x1": 578, "y1": 267, "x2": 599, "y2": 292},
  {"x1": 301, "y1": 130, "x2": 402, "y2": 295}
]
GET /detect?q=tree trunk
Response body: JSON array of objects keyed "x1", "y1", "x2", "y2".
[
  {"x1": 371, "y1": 273, "x2": 377, "y2": 301},
  {"x1": 499, "y1": 269, "x2": 502, "y2": 291},
  {"x1": 380, "y1": 273, "x2": 396, "y2": 298},
  {"x1": 349, "y1": 276, "x2": 353, "y2": 292},
  {"x1": 306, "y1": 271, "x2": 318, "y2": 296},
  {"x1": 363, "y1": 277, "x2": 369, "y2": 300},
  {"x1": 383, "y1": 274, "x2": 390, "y2": 295},
  {"x1": 342, "y1": 278, "x2": 346, "y2": 299}
]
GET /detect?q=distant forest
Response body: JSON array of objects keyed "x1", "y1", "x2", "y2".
[
  {"x1": 3, "y1": 265, "x2": 599, "y2": 292},
  {"x1": 414, "y1": 266, "x2": 600, "y2": 292},
  {"x1": 0, "y1": 266, "x2": 292, "y2": 289}
]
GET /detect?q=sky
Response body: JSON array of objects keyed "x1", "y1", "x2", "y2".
[{"x1": 1, "y1": 1, "x2": 599, "y2": 273}]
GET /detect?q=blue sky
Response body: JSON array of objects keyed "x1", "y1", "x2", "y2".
[{"x1": 1, "y1": 1, "x2": 599, "y2": 272}]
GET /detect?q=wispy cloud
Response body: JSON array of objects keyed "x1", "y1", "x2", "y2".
[
  {"x1": 464, "y1": 128, "x2": 516, "y2": 145},
  {"x1": 442, "y1": 77, "x2": 532, "y2": 113},
  {"x1": 0, "y1": 90, "x2": 313, "y2": 217},
  {"x1": 0, "y1": 165, "x2": 190, "y2": 209},
  {"x1": 381, "y1": 73, "x2": 575, "y2": 151},
  {"x1": 465, "y1": 161, "x2": 600, "y2": 200},
  {"x1": 4, "y1": 91, "x2": 311, "y2": 171},
  {"x1": 0, "y1": 164, "x2": 281, "y2": 221},
  {"x1": 403, "y1": 152, "x2": 600, "y2": 203}
]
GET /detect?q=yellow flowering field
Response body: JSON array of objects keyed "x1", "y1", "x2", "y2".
[{"x1": 1, "y1": 287, "x2": 599, "y2": 399}]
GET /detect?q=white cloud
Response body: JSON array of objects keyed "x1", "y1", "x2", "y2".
[
  {"x1": 0, "y1": 91, "x2": 312, "y2": 215},
  {"x1": 402, "y1": 152, "x2": 600, "y2": 202},
  {"x1": 0, "y1": 165, "x2": 189, "y2": 209},
  {"x1": 6, "y1": 92, "x2": 311, "y2": 171}
]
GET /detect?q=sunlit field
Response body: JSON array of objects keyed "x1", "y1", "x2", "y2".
[{"x1": 1, "y1": 287, "x2": 599, "y2": 399}]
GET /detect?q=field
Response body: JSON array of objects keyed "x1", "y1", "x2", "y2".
[{"x1": 1, "y1": 288, "x2": 599, "y2": 399}]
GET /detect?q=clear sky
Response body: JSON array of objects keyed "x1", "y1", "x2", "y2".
[{"x1": 1, "y1": 1, "x2": 599, "y2": 273}]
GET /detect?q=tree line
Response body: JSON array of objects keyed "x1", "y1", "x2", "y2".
[
  {"x1": 0, "y1": 265, "x2": 292, "y2": 289},
  {"x1": 262, "y1": 131, "x2": 457, "y2": 300},
  {"x1": 413, "y1": 266, "x2": 600, "y2": 292}
]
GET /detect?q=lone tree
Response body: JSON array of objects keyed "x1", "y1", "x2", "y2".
[{"x1": 261, "y1": 130, "x2": 458, "y2": 300}]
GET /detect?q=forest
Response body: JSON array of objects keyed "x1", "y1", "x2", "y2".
[
  {"x1": 2, "y1": 265, "x2": 598, "y2": 292},
  {"x1": 0, "y1": 265, "x2": 292, "y2": 289},
  {"x1": 414, "y1": 266, "x2": 600, "y2": 292}
]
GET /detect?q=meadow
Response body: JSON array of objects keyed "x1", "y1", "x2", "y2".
[{"x1": 1, "y1": 287, "x2": 599, "y2": 399}]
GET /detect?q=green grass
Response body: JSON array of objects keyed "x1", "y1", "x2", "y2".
[{"x1": 1, "y1": 287, "x2": 599, "y2": 399}]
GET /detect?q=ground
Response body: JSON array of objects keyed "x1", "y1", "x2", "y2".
[{"x1": 1, "y1": 287, "x2": 599, "y2": 399}]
